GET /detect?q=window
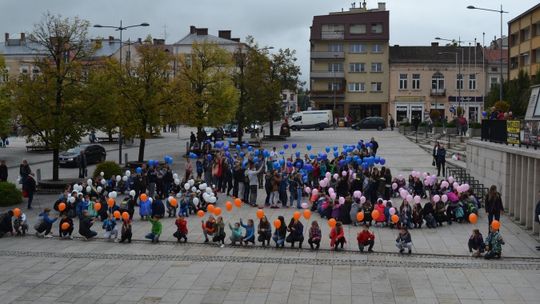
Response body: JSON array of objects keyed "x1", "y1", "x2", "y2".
[
  {"x1": 399, "y1": 74, "x2": 408, "y2": 90},
  {"x1": 371, "y1": 62, "x2": 382, "y2": 72},
  {"x1": 349, "y1": 43, "x2": 366, "y2": 53},
  {"x1": 371, "y1": 23, "x2": 383, "y2": 33},
  {"x1": 370, "y1": 82, "x2": 382, "y2": 92},
  {"x1": 371, "y1": 44, "x2": 383, "y2": 53},
  {"x1": 412, "y1": 74, "x2": 420, "y2": 90},
  {"x1": 468, "y1": 74, "x2": 476, "y2": 90},
  {"x1": 349, "y1": 24, "x2": 366, "y2": 34},
  {"x1": 456, "y1": 74, "x2": 463, "y2": 90},
  {"x1": 20, "y1": 66, "x2": 29, "y2": 75},
  {"x1": 490, "y1": 77, "x2": 499, "y2": 88},
  {"x1": 490, "y1": 66, "x2": 498, "y2": 72},
  {"x1": 348, "y1": 82, "x2": 365, "y2": 92},
  {"x1": 520, "y1": 27, "x2": 530, "y2": 42},
  {"x1": 431, "y1": 72, "x2": 444, "y2": 90},
  {"x1": 328, "y1": 82, "x2": 342, "y2": 91},
  {"x1": 328, "y1": 63, "x2": 343, "y2": 72},
  {"x1": 282, "y1": 94, "x2": 288, "y2": 100},
  {"x1": 321, "y1": 24, "x2": 345, "y2": 39},
  {"x1": 328, "y1": 43, "x2": 343, "y2": 52},
  {"x1": 349, "y1": 63, "x2": 365, "y2": 72}
]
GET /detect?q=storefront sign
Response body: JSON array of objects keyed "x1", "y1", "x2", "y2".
[
  {"x1": 506, "y1": 120, "x2": 520, "y2": 145},
  {"x1": 522, "y1": 120, "x2": 539, "y2": 146}
]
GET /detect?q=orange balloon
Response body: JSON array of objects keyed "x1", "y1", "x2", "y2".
[
  {"x1": 207, "y1": 204, "x2": 215, "y2": 213},
  {"x1": 58, "y1": 203, "x2": 66, "y2": 212},
  {"x1": 61, "y1": 222, "x2": 70, "y2": 231},
  {"x1": 197, "y1": 210, "x2": 205, "y2": 217},
  {"x1": 356, "y1": 211, "x2": 364, "y2": 222},
  {"x1": 225, "y1": 201, "x2": 233, "y2": 211},
  {"x1": 256, "y1": 209, "x2": 264, "y2": 219},
  {"x1": 107, "y1": 198, "x2": 115, "y2": 208},
  {"x1": 274, "y1": 219, "x2": 282, "y2": 229},
  {"x1": 234, "y1": 198, "x2": 242, "y2": 208},
  {"x1": 113, "y1": 210, "x2": 121, "y2": 219},
  {"x1": 213, "y1": 207, "x2": 222, "y2": 216},
  {"x1": 491, "y1": 219, "x2": 500, "y2": 230},
  {"x1": 391, "y1": 214, "x2": 399, "y2": 224},
  {"x1": 122, "y1": 212, "x2": 130, "y2": 221},
  {"x1": 169, "y1": 198, "x2": 178, "y2": 207},
  {"x1": 94, "y1": 202, "x2": 102, "y2": 211},
  {"x1": 328, "y1": 218, "x2": 337, "y2": 228},
  {"x1": 469, "y1": 213, "x2": 478, "y2": 224},
  {"x1": 303, "y1": 209, "x2": 311, "y2": 220},
  {"x1": 140, "y1": 193, "x2": 148, "y2": 201},
  {"x1": 372, "y1": 210, "x2": 380, "y2": 221},
  {"x1": 13, "y1": 208, "x2": 21, "y2": 218},
  {"x1": 293, "y1": 211, "x2": 301, "y2": 221}
]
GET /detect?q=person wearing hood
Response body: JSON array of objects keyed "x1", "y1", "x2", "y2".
[
  {"x1": 151, "y1": 196, "x2": 165, "y2": 218},
  {"x1": 349, "y1": 199, "x2": 361, "y2": 226},
  {"x1": 79, "y1": 210, "x2": 97, "y2": 240},
  {"x1": 139, "y1": 197, "x2": 152, "y2": 220},
  {"x1": 0, "y1": 210, "x2": 14, "y2": 238},
  {"x1": 23, "y1": 173, "x2": 37, "y2": 209},
  {"x1": 35, "y1": 208, "x2": 57, "y2": 238}
]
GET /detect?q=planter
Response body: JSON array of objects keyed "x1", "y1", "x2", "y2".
[
  {"x1": 445, "y1": 127, "x2": 458, "y2": 135},
  {"x1": 470, "y1": 128, "x2": 481, "y2": 137},
  {"x1": 432, "y1": 127, "x2": 443, "y2": 134},
  {"x1": 398, "y1": 125, "x2": 405, "y2": 133}
]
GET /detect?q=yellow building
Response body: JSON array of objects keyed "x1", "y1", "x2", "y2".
[
  {"x1": 310, "y1": 2, "x2": 389, "y2": 121},
  {"x1": 508, "y1": 3, "x2": 540, "y2": 80}
]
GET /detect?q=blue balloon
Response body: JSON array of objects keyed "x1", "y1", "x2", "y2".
[
  {"x1": 225, "y1": 151, "x2": 231, "y2": 157},
  {"x1": 248, "y1": 146, "x2": 253, "y2": 152},
  {"x1": 482, "y1": 111, "x2": 487, "y2": 117},
  {"x1": 292, "y1": 143, "x2": 297, "y2": 149},
  {"x1": 136, "y1": 167, "x2": 142, "y2": 174},
  {"x1": 304, "y1": 164, "x2": 313, "y2": 172},
  {"x1": 342, "y1": 144, "x2": 348, "y2": 149},
  {"x1": 273, "y1": 162, "x2": 281, "y2": 170},
  {"x1": 279, "y1": 150, "x2": 285, "y2": 155},
  {"x1": 309, "y1": 154, "x2": 316, "y2": 160},
  {"x1": 253, "y1": 157, "x2": 259, "y2": 163},
  {"x1": 223, "y1": 145, "x2": 229, "y2": 151},
  {"x1": 189, "y1": 153, "x2": 198, "y2": 159},
  {"x1": 333, "y1": 151, "x2": 339, "y2": 158},
  {"x1": 242, "y1": 159, "x2": 248, "y2": 169},
  {"x1": 254, "y1": 150, "x2": 260, "y2": 156},
  {"x1": 240, "y1": 152, "x2": 245, "y2": 158},
  {"x1": 380, "y1": 158, "x2": 386, "y2": 165},
  {"x1": 263, "y1": 150, "x2": 270, "y2": 158},
  {"x1": 287, "y1": 161, "x2": 293, "y2": 168},
  {"x1": 295, "y1": 151, "x2": 301, "y2": 157},
  {"x1": 333, "y1": 146, "x2": 338, "y2": 151},
  {"x1": 236, "y1": 145, "x2": 241, "y2": 150},
  {"x1": 207, "y1": 154, "x2": 213, "y2": 161},
  {"x1": 306, "y1": 145, "x2": 312, "y2": 151},
  {"x1": 325, "y1": 147, "x2": 331, "y2": 153},
  {"x1": 279, "y1": 159, "x2": 285, "y2": 166},
  {"x1": 283, "y1": 144, "x2": 289, "y2": 150}
]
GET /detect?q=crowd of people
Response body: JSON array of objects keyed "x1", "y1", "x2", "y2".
[{"x1": 0, "y1": 138, "x2": 507, "y2": 258}]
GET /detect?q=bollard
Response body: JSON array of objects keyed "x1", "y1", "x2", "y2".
[
  {"x1": 124, "y1": 153, "x2": 128, "y2": 165},
  {"x1": 36, "y1": 168, "x2": 41, "y2": 182}
]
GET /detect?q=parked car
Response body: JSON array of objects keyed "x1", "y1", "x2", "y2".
[
  {"x1": 203, "y1": 127, "x2": 216, "y2": 138},
  {"x1": 290, "y1": 110, "x2": 333, "y2": 131},
  {"x1": 246, "y1": 122, "x2": 264, "y2": 134},
  {"x1": 223, "y1": 124, "x2": 239, "y2": 138},
  {"x1": 351, "y1": 116, "x2": 386, "y2": 131},
  {"x1": 59, "y1": 144, "x2": 106, "y2": 167}
]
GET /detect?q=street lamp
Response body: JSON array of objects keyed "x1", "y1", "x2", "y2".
[
  {"x1": 438, "y1": 49, "x2": 463, "y2": 110},
  {"x1": 467, "y1": 5, "x2": 508, "y2": 103},
  {"x1": 94, "y1": 21, "x2": 149, "y2": 164}
]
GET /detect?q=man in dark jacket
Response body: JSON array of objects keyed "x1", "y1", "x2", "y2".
[
  {"x1": 79, "y1": 210, "x2": 97, "y2": 240},
  {"x1": 0, "y1": 210, "x2": 14, "y2": 237},
  {"x1": 151, "y1": 198, "x2": 165, "y2": 218},
  {"x1": 78, "y1": 151, "x2": 87, "y2": 178},
  {"x1": 0, "y1": 160, "x2": 7, "y2": 182},
  {"x1": 435, "y1": 144, "x2": 446, "y2": 177},
  {"x1": 23, "y1": 173, "x2": 37, "y2": 209}
]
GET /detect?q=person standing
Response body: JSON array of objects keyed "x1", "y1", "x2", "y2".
[
  {"x1": 0, "y1": 160, "x2": 7, "y2": 182},
  {"x1": 78, "y1": 151, "x2": 87, "y2": 178},
  {"x1": 389, "y1": 115, "x2": 395, "y2": 131},
  {"x1": 247, "y1": 161, "x2": 264, "y2": 207},
  {"x1": 370, "y1": 138, "x2": 379, "y2": 155},
  {"x1": 23, "y1": 173, "x2": 37, "y2": 209},
  {"x1": 484, "y1": 185, "x2": 504, "y2": 226},
  {"x1": 435, "y1": 144, "x2": 446, "y2": 177},
  {"x1": 19, "y1": 159, "x2": 31, "y2": 186},
  {"x1": 535, "y1": 190, "x2": 540, "y2": 251}
]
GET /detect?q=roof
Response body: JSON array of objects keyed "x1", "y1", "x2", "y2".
[
  {"x1": 509, "y1": 3, "x2": 540, "y2": 24},
  {"x1": 0, "y1": 39, "x2": 122, "y2": 58},
  {"x1": 173, "y1": 33, "x2": 239, "y2": 46},
  {"x1": 483, "y1": 48, "x2": 508, "y2": 64},
  {"x1": 389, "y1": 45, "x2": 484, "y2": 64}
]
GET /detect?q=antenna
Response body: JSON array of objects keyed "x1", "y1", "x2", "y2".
[
  {"x1": 351, "y1": 2, "x2": 356, "y2": 8},
  {"x1": 363, "y1": 1, "x2": 367, "y2": 9},
  {"x1": 163, "y1": 24, "x2": 168, "y2": 41}
]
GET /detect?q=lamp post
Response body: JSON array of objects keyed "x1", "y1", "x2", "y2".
[
  {"x1": 438, "y1": 50, "x2": 462, "y2": 111},
  {"x1": 467, "y1": 5, "x2": 508, "y2": 103},
  {"x1": 94, "y1": 21, "x2": 149, "y2": 165}
]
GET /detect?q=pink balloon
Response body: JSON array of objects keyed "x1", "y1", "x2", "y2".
[
  {"x1": 406, "y1": 194, "x2": 413, "y2": 203},
  {"x1": 352, "y1": 173, "x2": 357, "y2": 179},
  {"x1": 319, "y1": 179, "x2": 326, "y2": 187},
  {"x1": 305, "y1": 187, "x2": 311, "y2": 194},
  {"x1": 330, "y1": 193, "x2": 337, "y2": 200},
  {"x1": 441, "y1": 194, "x2": 448, "y2": 203},
  {"x1": 463, "y1": 184, "x2": 470, "y2": 192},
  {"x1": 301, "y1": 202, "x2": 308, "y2": 209},
  {"x1": 333, "y1": 174, "x2": 339, "y2": 180},
  {"x1": 453, "y1": 182, "x2": 459, "y2": 189},
  {"x1": 383, "y1": 200, "x2": 388, "y2": 206},
  {"x1": 448, "y1": 176, "x2": 454, "y2": 184},
  {"x1": 353, "y1": 190, "x2": 361, "y2": 198},
  {"x1": 389, "y1": 207, "x2": 396, "y2": 215},
  {"x1": 392, "y1": 183, "x2": 398, "y2": 190},
  {"x1": 312, "y1": 189, "x2": 319, "y2": 196},
  {"x1": 441, "y1": 181, "x2": 449, "y2": 188},
  {"x1": 329, "y1": 187, "x2": 335, "y2": 194},
  {"x1": 414, "y1": 195, "x2": 421, "y2": 204},
  {"x1": 400, "y1": 191, "x2": 408, "y2": 199},
  {"x1": 360, "y1": 196, "x2": 366, "y2": 204},
  {"x1": 338, "y1": 197, "x2": 345, "y2": 204},
  {"x1": 424, "y1": 180, "x2": 430, "y2": 186},
  {"x1": 342, "y1": 171, "x2": 347, "y2": 177},
  {"x1": 398, "y1": 174, "x2": 404, "y2": 180},
  {"x1": 325, "y1": 172, "x2": 331, "y2": 179},
  {"x1": 433, "y1": 195, "x2": 441, "y2": 203}
]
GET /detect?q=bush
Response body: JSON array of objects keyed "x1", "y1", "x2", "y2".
[
  {"x1": 93, "y1": 161, "x2": 122, "y2": 180},
  {"x1": 470, "y1": 122, "x2": 482, "y2": 129},
  {"x1": 494, "y1": 100, "x2": 510, "y2": 113},
  {"x1": 400, "y1": 121, "x2": 411, "y2": 127},
  {"x1": 446, "y1": 120, "x2": 456, "y2": 128},
  {"x1": 0, "y1": 182, "x2": 23, "y2": 207},
  {"x1": 434, "y1": 121, "x2": 443, "y2": 127}
]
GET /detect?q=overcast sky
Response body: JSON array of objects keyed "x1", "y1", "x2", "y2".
[{"x1": 1, "y1": 0, "x2": 537, "y2": 84}]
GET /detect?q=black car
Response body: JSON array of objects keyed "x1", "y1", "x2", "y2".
[
  {"x1": 351, "y1": 116, "x2": 386, "y2": 131},
  {"x1": 59, "y1": 144, "x2": 106, "y2": 167},
  {"x1": 223, "y1": 124, "x2": 239, "y2": 138}
]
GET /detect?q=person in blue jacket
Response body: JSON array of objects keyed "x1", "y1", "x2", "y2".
[
  {"x1": 35, "y1": 208, "x2": 57, "y2": 238},
  {"x1": 240, "y1": 218, "x2": 255, "y2": 246},
  {"x1": 151, "y1": 197, "x2": 166, "y2": 218},
  {"x1": 139, "y1": 197, "x2": 152, "y2": 220}
]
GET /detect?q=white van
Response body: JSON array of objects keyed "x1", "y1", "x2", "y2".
[{"x1": 290, "y1": 110, "x2": 333, "y2": 130}]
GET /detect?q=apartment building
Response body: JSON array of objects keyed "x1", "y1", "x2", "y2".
[
  {"x1": 508, "y1": 3, "x2": 540, "y2": 80},
  {"x1": 310, "y1": 2, "x2": 389, "y2": 122},
  {"x1": 484, "y1": 37, "x2": 508, "y2": 92},
  {"x1": 389, "y1": 43, "x2": 485, "y2": 123}
]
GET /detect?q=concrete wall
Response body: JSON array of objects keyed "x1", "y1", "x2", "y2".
[{"x1": 467, "y1": 139, "x2": 540, "y2": 234}]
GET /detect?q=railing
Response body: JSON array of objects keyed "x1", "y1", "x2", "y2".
[
  {"x1": 310, "y1": 51, "x2": 345, "y2": 59},
  {"x1": 481, "y1": 119, "x2": 507, "y2": 144},
  {"x1": 311, "y1": 71, "x2": 345, "y2": 78},
  {"x1": 446, "y1": 163, "x2": 488, "y2": 206},
  {"x1": 430, "y1": 89, "x2": 446, "y2": 96}
]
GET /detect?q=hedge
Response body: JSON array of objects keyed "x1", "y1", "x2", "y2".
[
  {"x1": 93, "y1": 161, "x2": 122, "y2": 180},
  {"x1": 0, "y1": 182, "x2": 23, "y2": 207}
]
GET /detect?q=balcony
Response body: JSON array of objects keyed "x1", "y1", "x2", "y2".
[
  {"x1": 430, "y1": 88, "x2": 446, "y2": 96},
  {"x1": 311, "y1": 51, "x2": 345, "y2": 59},
  {"x1": 321, "y1": 32, "x2": 344, "y2": 40},
  {"x1": 311, "y1": 71, "x2": 345, "y2": 78}
]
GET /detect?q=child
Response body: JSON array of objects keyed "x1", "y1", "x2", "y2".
[
  {"x1": 484, "y1": 226, "x2": 504, "y2": 259},
  {"x1": 240, "y1": 218, "x2": 255, "y2": 246},
  {"x1": 167, "y1": 196, "x2": 178, "y2": 218},
  {"x1": 119, "y1": 217, "x2": 132, "y2": 243},
  {"x1": 202, "y1": 216, "x2": 216, "y2": 243},
  {"x1": 286, "y1": 218, "x2": 304, "y2": 248},
  {"x1": 229, "y1": 222, "x2": 243, "y2": 245},
  {"x1": 257, "y1": 216, "x2": 272, "y2": 247},
  {"x1": 272, "y1": 216, "x2": 286, "y2": 248},
  {"x1": 179, "y1": 193, "x2": 189, "y2": 217},
  {"x1": 349, "y1": 200, "x2": 360, "y2": 226},
  {"x1": 58, "y1": 214, "x2": 74, "y2": 239},
  {"x1": 13, "y1": 211, "x2": 28, "y2": 236},
  {"x1": 139, "y1": 197, "x2": 151, "y2": 220},
  {"x1": 213, "y1": 216, "x2": 226, "y2": 247},
  {"x1": 145, "y1": 216, "x2": 162, "y2": 243},
  {"x1": 173, "y1": 215, "x2": 188, "y2": 243},
  {"x1": 79, "y1": 210, "x2": 97, "y2": 240},
  {"x1": 412, "y1": 203, "x2": 423, "y2": 228},
  {"x1": 396, "y1": 228, "x2": 412, "y2": 254},
  {"x1": 357, "y1": 224, "x2": 375, "y2": 253},
  {"x1": 374, "y1": 199, "x2": 386, "y2": 227},
  {"x1": 35, "y1": 208, "x2": 57, "y2": 238},
  {"x1": 330, "y1": 221, "x2": 346, "y2": 251},
  {"x1": 102, "y1": 214, "x2": 118, "y2": 241},
  {"x1": 468, "y1": 229, "x2": 485, "y2": 257},
  {"x1": 308, "y1": 220, "x2": 321, "y2": 250}
]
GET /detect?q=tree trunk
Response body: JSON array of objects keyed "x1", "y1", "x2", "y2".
[
  {"x1": 52, "y1": 148, "x2": 59, "y2": 181},
  {"x1": 138, "y1": 137, "x2": 145, "y2": 162},
  {"x1": 269, "y1": 114, "x2": 274, "y2": 137},
  {"x1": 108, "y1": 130, "x2": 113, "y2": 142},
  {"x1": 237, "y1": 121, "x2": 243, "y2": 144}
]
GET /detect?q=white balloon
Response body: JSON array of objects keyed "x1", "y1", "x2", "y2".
[
  {"x1": 116, "y1": 175, "x2": 121, "y2": 182},
  {"x1": 168, "y1": 196, "x2": 174, "y2": 203},
  {"x1": 100, "y1": 172, "x2": 105, "y2": 177},
  {"x1": 173, "y1": 173, "x2": 179, "y2": 180},
  {"x1": 189, "y1": 179, "x2": 195, "y2": 186},
  {"x1": 176, "y1": 193, "x2": 182, "y2": 198},
  {"x1": 69, "y1": 196, "x2": 75, "y2": 203},
  {"x1": 129, "y1": 190, "x2": 136, "y2": 197},
  {"x1": 206, "y1": 187, "x2": 213, "y2": 194},
  {"x1": 199, "y1": 183, "x2": 207, "y2": 190},
  {"x1": 125, "y1": 170, "x2": 131, "y2": 177},
  {"x1": 97, "y1": 186, "x2": 103, "y2": 193},
  {"x1": 210, "y1": 196, "x2": 217, "y2": 203},
  {"x1": 193, "y1": 198, "x2": 199, "y2": 204},
  {"x1": 111, "y1": 191, "x2": 117, "y2": 199},
  {"x1": 86, "y1": 186, "x2": 91, "y2": 193},
  {"x1": 184, "y1": 183, "x2": 190, "y2": 190},
  {"x1": 122, "y1": 176, "x2": 128, "y2": 182},
  {"x1": 87, "y1": 179, "x2": 93, "y2": 186},
  {"x1": 101, "y1": 179, "x2": 107, "y2": 185},
  {"x1": 174, "y1": 179, "x2": 180, "y2": 185},
  {"x1": 149, "y1": 198, "x2": 153, "y2": 203},
  {"x1": 108, "y1": 192, "x2": 114, "y2": 198},
  {"x1": 191, "y1": 187, "x2": 197, "y2": 192}
]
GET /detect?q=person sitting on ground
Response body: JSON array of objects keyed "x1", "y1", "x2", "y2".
[
  {"x1": 202, "y1": 216, "x2": 216, "y2": 243},
  {"x1": 308, "y1": 220, "x2": 321, "y2": 250},
  {"x1": 0, "y1": 210, "x2": 14, "y2": 238},
  {"x1": 59, "y1": 214, "x2": 74, "y2": 239},
  {"x1": 145, "y1": 216, "x2": 162, "y2": 243},
  {"x1": 484, "y1": 226, "x2": 504, "y2": 259},
  {"x1": 213, "y1": 216, "x2": 226, "y2": 247},
  {"x1": 35, "y1": 208, "x2": 57, "y2": 238},
  {"x1": 272, "y1": 216, "x2": 287, "y2": 248},
  {"x1": 396, "y1": 227, "x2": 412, "y2": 254},
  {"x1": 79, "y1": 210, "x2": 97, "y2": 240},
  {"x1": 229, "y1": 222, "x2": 243, "y2": 245},
  {"x1": 468, "y1": 229, "x2": 485, "y2": 257},
  {"x1": 330, "y1": 221, "x2": 346, "y2": 251},
  {"x1": 240, "y1": 218, "x2": 255, "y2": 246},
  {"x1": 119, "y1": 216, "x2": 132, "y2": 243},
  {"x1": 357, "y1": 224, "x2": 375, "y2": 253},
  {"x1": 102, "y1": 213, "x2": 118, "y2": 241},
  {"x1": 257, "y1": 216, "x2": 272, "y2": 247},
  {"x1": 286, "y1": 217, "x2": 304, "y2": 248},
  {"x1": 173, "y1": 215, "x2": 188, "y2": 243},
  {"x1": 13, "y1": 211, "x2": 28, "y2": 236}
]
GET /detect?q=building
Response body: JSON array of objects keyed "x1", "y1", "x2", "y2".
[
  {"x1": 281, "y1": 89, "x2": 298, "y2": 115},
  {"x1": 389, "y1": 43, "x2": 485, "y2": 123},
  {"x1": 508, "y1": 3, "x2": 540, "y2": 80},
  {"x1": 310, "y1": 2, "x2": 389, "y2": 121},
  {"x1": 484, "y1": 37, "x2": 508, "y2": 93},
  {"x1": 172, "y1": 26, "x2": 243, "y2": 56}
]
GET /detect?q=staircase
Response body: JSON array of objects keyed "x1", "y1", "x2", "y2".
[{"x1": 403, "y1": 130, "x2": 469, "y2": 162}]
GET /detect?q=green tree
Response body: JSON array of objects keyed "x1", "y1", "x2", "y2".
[
  {"x1": 176, "y1": 42, "x2": 238, "y2": 134},
  {"x1": 12, "y1": 13, "x2": 93, "y2": 180},
  {"x1": 0, "y1": 55, "x2": 11, "y2": 139}
]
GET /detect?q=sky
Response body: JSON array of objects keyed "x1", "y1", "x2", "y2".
[{"x1": 1, "y1": 0, "x2": 538, "y2": 85}]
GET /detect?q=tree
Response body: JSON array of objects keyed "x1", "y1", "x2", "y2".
[
  {"x1": 110, "y1": 42, "x2": 174, "y2": 162},
  {"x1": 0, "y1": 55, "x2": 11, "y2": 139},
  {"x1": 485, "y1": 69, "x2": 540, "y2": 117},
  {"x1": 176, "y1": 42, "x2": 238, "y2": 135},
  {"x1": 11, "y1": 13, "x2": 93, "y2": 180}
]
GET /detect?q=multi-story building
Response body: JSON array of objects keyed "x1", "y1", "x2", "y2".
[
  {"x1": 281, "y1": 89, "x2": 298, "y2": 116},
  {"x1": 310, "y1": 2, "x2": 389, "y2": 121},
  {"x1": 172, "y1": 26, "x2": 243, "y2": 57},
  {"x1": 389, "y1": 43, "x2": 485, "y2": 123},
  {"x1": 508, "y1": 3, "x2": 540, "y2": 80},
  {"x1": 484, "y1": 37, "x2": 508, "y2": 93}
]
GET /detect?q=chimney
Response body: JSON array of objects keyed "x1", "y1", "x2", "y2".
[
  {"x1": 20, "y1": 33, "x2": 25, "y2": 42},
  {"x1": 196, "y1": 28, "x2": 208, "y2": 36},
  {"x1": 108, "y1": 36, "x2": 114, "y2": 43},
  {"x1": 138, "y1": 38, "x2": 142, "y2": 43},
  {"x1": 4, "y1": 33, "x2": 8, "y2": 42},
  {"x1": 190, "y1": 25, "x2": 197, "y2": 34},
  {"x1": 431, "y1": 42, "x2": 439, "y2": 47},
  {"x1": 378, "y1": 2, "x2": 386, "y2": 10},
  {"x1": 231, "y1": 38, "x2": 240, "y2": 42},
  {"x1": 218, "y1": 30, "x2": 231, "y2": 40},
  {"x1": 153, "y1": 38, "x2": 165, "y2": 45}
]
